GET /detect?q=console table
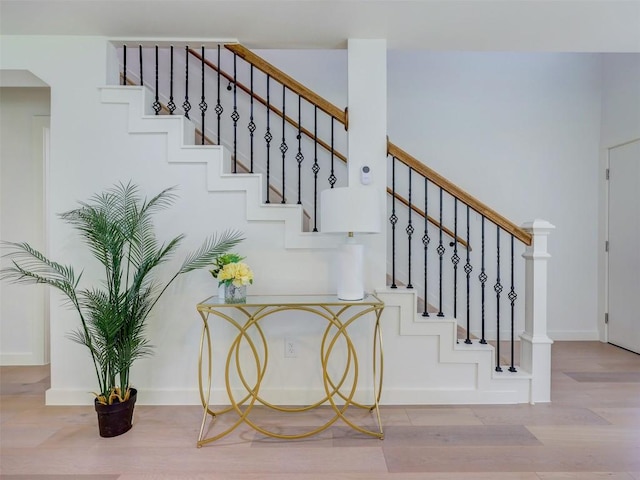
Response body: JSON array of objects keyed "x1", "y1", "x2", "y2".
[{"x1": 195, "y1": 293, "x2": 385, "y2": 447}]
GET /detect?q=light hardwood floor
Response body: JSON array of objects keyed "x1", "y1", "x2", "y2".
[{"x1": 1, "y1": 341, "x2": 639, "y2": 479}]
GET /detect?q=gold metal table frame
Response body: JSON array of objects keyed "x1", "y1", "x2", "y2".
[{"x1": 195, "y1": 293, "x2": 385, "y2": 447}]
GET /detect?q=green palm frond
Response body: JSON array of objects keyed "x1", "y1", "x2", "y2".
[
  {"x1": 179, "y1": 230, "x2": 245, "y2": 274},
  {"x1": 0, "y1": 241, "x2": 83, "y2": 311},
  {"x1": 138, "y1": 184, "x2": 179, "y2": 215},
  {"x1": 1, "y1": 241, "x2": 79, "y2": 286}
]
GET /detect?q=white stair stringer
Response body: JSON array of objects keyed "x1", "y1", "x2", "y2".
[
  {"x1": 100, "y1": 86, "x2": 340, "y2": 250},
  {"x1": 375, "y1": 288, "x2": 533, "y2": 404}
]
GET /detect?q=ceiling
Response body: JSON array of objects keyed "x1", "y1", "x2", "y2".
[{"x1": 1, "y1": 0, "x2": 639, "y2": 52}]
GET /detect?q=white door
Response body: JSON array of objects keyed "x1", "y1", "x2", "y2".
[{"x1": 608, "y1": 139, "x2": 640, "y2": 354}]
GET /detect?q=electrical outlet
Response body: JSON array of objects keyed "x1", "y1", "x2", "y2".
[{"x1": 284, "y1": 337, "x2": 297, "y2": 358}]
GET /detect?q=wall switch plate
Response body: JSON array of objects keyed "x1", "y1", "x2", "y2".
[{"x1": 284, "y1": 337, "x2": 297, "y2": 358}]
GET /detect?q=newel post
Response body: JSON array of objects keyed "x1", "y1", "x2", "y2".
[{"x1": 520, "y1": 219, "x2": 555, "y2": 403}]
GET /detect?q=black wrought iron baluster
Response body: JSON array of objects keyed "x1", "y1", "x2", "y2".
[
  {"x1": 280, "y1": 85, "x2": 288, "y2": 203},
  {"x1": 296, "y1": 96, "x2": 303, "y2": 204},
  {"x1": 437, "y1": 187, "x2": 445, "y2": 317},
  {"x1": 495, "y1": 226, "x2": 503, "y2": 372},
  {"x1": 508, "y1": 234, "x2": 518, "y2": 372},
  {"x1": 312, "y1": 106, "x2": 319, "y2": 231},
  {"x1": 248, "y1": 65, "x2": 255, "y2": 173},
  {"x1": 199, "y1": 46, "x2": 207, "y2": 146},
  {"x1": 390, "y1": 156, "x2": 398, "y2": 288},
  {"x1": 422, "y1": 176, "x2": 430, "y2": 316},
  {"x1": 406, "y1": 168, "x2": 414, "y2": 289},
  {"x1": 182, "y1": 46, "x2": 191, "y2": 119},
  {"x1": 122, "y1": 45, "x2": 127, "y2": 85},
  {"x1": 215, "y1": 45, "x2": 223, "y2": 145},
  {"x1": 231, "y1": 53, "x2": 240, "y2": 171},
  {"x1": 167, "y1": 46, "x2": 176, "y2": 114},
  {"x1": 138, "y1": 45, "x2": 143, "y2": 86},
  {"x1": 328, "y1": 118, "x2": 336, "y2": 189},
  {"x1": 152, "y1": 46, "x2": 161, "y2": 115},
  {"x1": 451, "y1": 198, "x2": 459, "y2": 318},
  {"x1": 265, "y1": 75, "x2": 272, "y2": 204},
  {"x1": 479, "y1": 216, "x2": 487, "y2": 344},
  {"x1": 464, "y1": 206, "x2": 473, "y2": 344}
]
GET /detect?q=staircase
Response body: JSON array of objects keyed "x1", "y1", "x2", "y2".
[
  {"x1": 101, "y1": 85, "x2": 337, "y2": 250},
  {"x1": 98, "y1": 53, "x2": 554, "y2": 405}
]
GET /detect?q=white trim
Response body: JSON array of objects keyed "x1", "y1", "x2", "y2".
[
  {"x1": 32, "y1": 115, "x2": 50, "y2": 365},
  {"x1": 548, "y1": 330, "x2": 600, "y2": 341},
  {"x1": 601, "y1": 137, "x2": 640, "y2": 343},
  {"x1": 0, "y1": 353, "x2": 44, "y2": 366},
  {"x1": 607, "y1": 137, "x2": 640, "y2": 150},
  {"x1": 604, "y1": 138, "x2": 640, "y2": 348},
  {"x1": 46, "y1": 385, "x2": 532, "y2": 406},
  {"x1": 43, "y1": 123, "x2": 51, "y2": 364},
  {"x1": 108, "y1": 38, "x2": 239, "y2": 48},
  {"x1": 604, "y1": 138, "x2": 640, "y2": 343}
]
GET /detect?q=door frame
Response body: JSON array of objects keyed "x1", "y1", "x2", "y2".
[{"x1": 604, "y1": 137, "x2": 640, "y2": 345}]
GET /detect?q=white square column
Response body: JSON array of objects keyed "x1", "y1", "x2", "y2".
[
  {"x1": 520, "y1": 219, "x2": 555, "y2": 403},
  {"x1": 347, "y1": 39, "x2": 387, "y2": 292}
]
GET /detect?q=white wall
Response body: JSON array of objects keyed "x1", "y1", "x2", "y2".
[
  {"x1": 600, "y1": 55, "x2": 640, "y2": 146},
  {"x1": 0, "y1": 86, "x2": 50, "y2": 364},
  {"x1": 598, "y1": 54, "x2": 640, "y2": 340},
  {"x1": 254, "y1": 49, "x2": 348, "y2": 109}
]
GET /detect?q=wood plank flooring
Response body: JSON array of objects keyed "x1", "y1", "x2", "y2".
[{"x1": 1, "y1": 341, "x2": 639, "y2": 479}]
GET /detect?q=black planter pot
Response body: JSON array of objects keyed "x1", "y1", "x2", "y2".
[{"x1": 94, "y1": 388, "x2": 137, "y2": 438}]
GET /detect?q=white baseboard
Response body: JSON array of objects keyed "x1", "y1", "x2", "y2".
[
  {"x1": 46, "y1": 385, "x2": 532, "y2": 406},
  {"x1": 548, "y1": 330, "x2": 600, "y2": 341},
  {"x1": 0, "y1": 353, "x2": 44, "y2": 366}
]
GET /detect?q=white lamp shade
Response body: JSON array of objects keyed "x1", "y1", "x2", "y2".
[
  {"x1": 320, "y1": 186, "x2": 381, "y2": 234},
  {"x1": 320, "y1": 186, "x2": 381, "y2": 300}
]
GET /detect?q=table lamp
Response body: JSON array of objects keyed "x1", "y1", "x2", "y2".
[{"x1": 320, "y1": 186, "x2": 381, "y2": 300}]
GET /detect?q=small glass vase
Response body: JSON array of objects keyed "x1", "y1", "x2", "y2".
[{"x1": 224, "y1": 283, "x2": 247, "y2": 304}]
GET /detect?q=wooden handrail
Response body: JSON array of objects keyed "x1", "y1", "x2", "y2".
[
  {"x1": 188, "y1": 49, "x2": 347, "y2": 164},
  {"x1": 225, "y1": 44, "x2": 348, "y2": 127},
  {"x1": 388, "y1": 188, "x2": 469, "y2": 249},
  {"x1": 388, "y1": 141, "x2": 532, "y2": 246}
]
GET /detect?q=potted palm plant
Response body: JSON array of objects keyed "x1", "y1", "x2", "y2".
[{"x1": 1, "y1": 182, "x2": 244, "y2": 437}]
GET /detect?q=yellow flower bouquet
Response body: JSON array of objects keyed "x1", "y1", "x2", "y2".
[
  {"x1": 217, "y1": 261, "x2": 254, "y2": 287},
  {"x1": 217, "y1": 260, "x2": 253, "y2": 303}
]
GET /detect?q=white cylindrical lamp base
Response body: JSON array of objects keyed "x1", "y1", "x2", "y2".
[{"x1": 336, "y1": 241, "x2": 364, "y2": 301}]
